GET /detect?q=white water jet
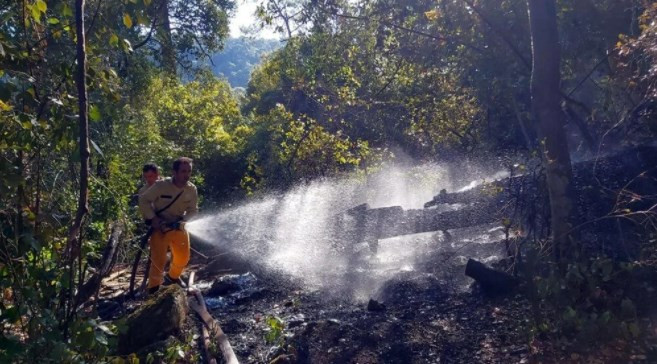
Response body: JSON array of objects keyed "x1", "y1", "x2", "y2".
[{"x1": 185, "y1": 161, "x2": 508, "y2": 301}]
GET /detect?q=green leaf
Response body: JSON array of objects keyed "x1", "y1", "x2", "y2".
[
  {"x1": 0, "y1": 335, "x2": 24, "y2": 357},
  {"x1": 136, "y1": 14, "x2": 149, "y2": 26},
  {"x1": 109, "y1": 34, "x2": 119, "y2": 47},
  {"x1": 1, "y1": 306, "x2": 20, "y2": 323},
  {"x1": 90, "y1": 139, "x2": 104, "y2": 158},
  {"x1": 47, "y1": 17, "x2": 59, "y2": 25},
  {"x1": 143, "y1": 0, "x2": 151, "y2": 5},
  {"x1": 122, "y1": 39, "x2": 133, "y2": 52},
  {"x1": 62, "y1": 4, "x2": 73, "y2": 17},
  {"x1": 123, "y1": 13, "x2": 133, "y2": 28},
  {"x1": 96, "y1": 324, "x2": 115, "y2": 336},
  {"x1": 95, "y1": 332, "x2": 108, "y2": 346},
  {"x1": 89, "y1": 105, "x2": 101, "y2": 121},
  {"x1": 0, "y1": 99, "x2": 12, "y2": 111},
  {"x1": 628, "y1": 322, "x2": 640, "y2": 337},
  {"x1": 425, "y1": 9, "x2": 440, "y2": 21},
  {"x1": 562, "y1": 306, "x2": 577, "y2": 322},
  {"x1": 36, "y1": 0, "x2": 47, "y2": 13},
  {"x1": 31, "y1": 6, "x2": 41, "y2": 22}
]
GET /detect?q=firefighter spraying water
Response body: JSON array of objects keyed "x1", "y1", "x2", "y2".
[{"x1": 135, "y1": 157, "x2": 199, "y2": 295}]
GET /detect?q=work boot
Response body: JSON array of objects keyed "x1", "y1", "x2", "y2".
[
  {"x1": 164, "y1": 274, "x2": 187, "y2": 288},
  {"x1": 147, "y1": 285, "x2": 160, "y2": 295}
]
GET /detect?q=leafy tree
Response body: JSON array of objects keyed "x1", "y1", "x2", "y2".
[
  {"x1": 0, "y1": 0, "x2": 239, "y2": 359},
  {"x1": 241, "y1": 103, "x2": 372, "y2": 190},
  {"x1": 617, "y1": 2, "x2": 657, "y2": 139},
  {"x1": 131, "y1": 73, "x2": 250, "y2": 198}
]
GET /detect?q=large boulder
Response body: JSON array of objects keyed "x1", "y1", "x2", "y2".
[{"x1": 118, "y1": 285, "x2": 188, "y2": 354}]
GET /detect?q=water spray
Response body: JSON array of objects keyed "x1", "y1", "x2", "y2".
[{"x1": 184, "y1": 161, "x2": 509, "y2": 300}]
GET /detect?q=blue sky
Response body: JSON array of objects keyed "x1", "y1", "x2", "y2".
[{"x1": 230, "y1": 0, "x2": 279, "y2": 39}]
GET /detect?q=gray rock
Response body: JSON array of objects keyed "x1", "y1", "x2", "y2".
[{"x1": 117, "y1": 285, "x2": 188, "y2": 354}]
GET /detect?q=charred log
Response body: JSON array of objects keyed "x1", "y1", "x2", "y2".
[
  {"x1": 336, "y1": 201, "x2": 504, "y2": 247},
  {"x1": 425, "y1": 146, "x2": 657, "y2": 212},
  {"x1": 465, "y1": 259, "x2": 518, "y2": 295}
]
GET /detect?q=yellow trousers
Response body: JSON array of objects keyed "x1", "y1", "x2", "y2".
[{"x1": 147, "y1": 229, "x2": 190, "y2": 288}]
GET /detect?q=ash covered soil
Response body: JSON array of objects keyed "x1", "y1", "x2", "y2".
[
  {"x1": 100, "y1": 227, "x2": 657, "y2": 363},
  {"x1": 204, "y1": 269, "x2": 532, "y2": 364},
  {"x1": 187, "y1": 239, "x2": 656, "y2": 364}
]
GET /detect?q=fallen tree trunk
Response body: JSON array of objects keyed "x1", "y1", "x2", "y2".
[
  {"x1": 189, "y1": 290, "x2": 239, "y2": 364},
  {"x1": 424, "y1": 146, "x2": 657, "y2": 211},
  {"x1": 336, "y1": 201, "x2": 504, "y2": 245},
  {"x1": 200, "y1": 323, "x2": 217, "y2": 364},
  {"x1": 465, "y1": 259, "x2": 518, "y2": 295},
  {"x1": 75, "y1": 223, "x2": 123, "y2": 305}
]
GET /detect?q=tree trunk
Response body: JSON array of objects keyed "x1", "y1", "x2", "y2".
[
  {"x1": 70, "y1": 0, "x2": 90, "y2": 246},
  {"x1": 66, "y1": 0, "x2": 90, "y2": 320},
  {"x1": 190, "y1": 290, "x2": 239, "y2": 364},
  {"x1": 156, "y1": 0, "x2": 177, "y2": 75},
  {"x1": 527, "y1": 0, "x2": 577, "y2": 264}
]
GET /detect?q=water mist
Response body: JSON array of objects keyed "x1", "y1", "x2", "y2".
[{"x1": 185, "y1": 161, "x2": 508, "y2": 301}]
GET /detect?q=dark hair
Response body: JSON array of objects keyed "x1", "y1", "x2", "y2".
[
  {"x1": 142, "y1": 163, "x2": 159, "y2": 174},
  {"x1": 172, "y1": 157, "x2": 193, "y2": 172}
]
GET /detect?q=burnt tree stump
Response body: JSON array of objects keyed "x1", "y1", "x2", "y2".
[{"x1": 465, "y1": 259, "x2": 518, "y2": 295}]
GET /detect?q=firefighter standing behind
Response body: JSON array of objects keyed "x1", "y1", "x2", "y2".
[{"x1": 139, "y1": 157, "x2": 198, "y2": 294}]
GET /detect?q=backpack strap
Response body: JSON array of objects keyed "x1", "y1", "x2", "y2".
[{"x1": 155, "y1": 190, "x2": 184, "y2": 216}]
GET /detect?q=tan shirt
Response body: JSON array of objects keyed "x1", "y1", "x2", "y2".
[
  {"x1": 138, "y1": 184, "x2": 149, "y2": 195},
  {"x1": 139, "y1": 177, "x2": 198, "y2": 223},
  {"x1": 137, "y1": 177, "x2": 162, "y2": 195}
]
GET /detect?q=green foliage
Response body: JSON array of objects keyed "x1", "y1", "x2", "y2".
[
  {"x1": 138, "y1": 75, "x2": 245, "y2": 159},
  {"x1": 0, "y1": 0, "x2": 236, "y2": 361},
  {"x1": 143, "y1": 333, "x2": 198, "y2": 364},
  {"x1": 526, "y1": 254, "x2": 644, "y2": 344},
  {"x1": 242, "y1": 103, "x2": 372, "y2": 189},
  {"x1": 130, "y1": 73, "x2": 251, "y2": 200},
  {"x1": 264, "y1": 315, "x2": 285, "y2": 345},
  {"x1": 616, "y1": 2, "x2": 657, "y2": 137}
]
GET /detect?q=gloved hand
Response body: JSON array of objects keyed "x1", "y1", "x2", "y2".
[
  {"x1": 146, "y1": 216, "x2": 163, "y2": 230},
  {"x1": 168, "y1": 221, "x2": 186, "y2": 231}
]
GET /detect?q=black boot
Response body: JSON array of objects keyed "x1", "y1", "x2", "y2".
[
  {"x1": 164, "y1": 274, "x2": 187, "y2": 288},
  {"x1": 147, "y1": 285, "x2": 160, "y2": 295}
]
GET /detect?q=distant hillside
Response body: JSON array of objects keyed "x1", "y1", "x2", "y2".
[{"x1": 210, "y1": 37, "x2": 282, "y2": 88}]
